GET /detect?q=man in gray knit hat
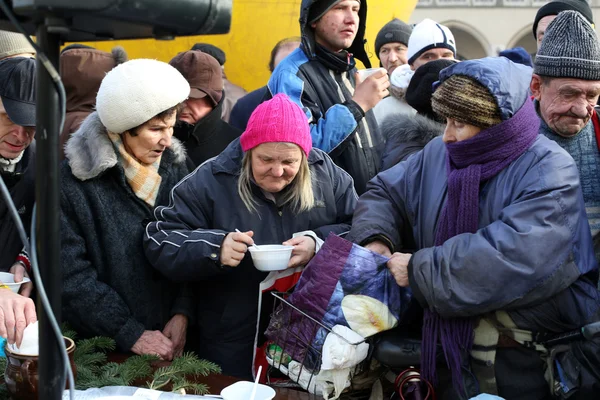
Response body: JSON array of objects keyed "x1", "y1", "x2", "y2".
[
  {"x1": 375, "y1": 18, "x2": 412, "y2": 74},
  {"x1": 531, "y1": 10, "x2": 600, "y2": 271}
]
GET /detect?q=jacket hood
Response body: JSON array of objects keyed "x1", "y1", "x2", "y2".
[
  {"x1": 383, "y1": 112, "x2": 444, "y2": 147},
  {"x1": 435, "y1": 56, "x2": 533, "y2": 121},
  {"x1": 60, "y1": 47, "x2": 128, "y2": 114},
  {"x1": 300, "y1": 0, "x2": 371, "y2": 68},
  {"x1": 65, "y1": 112, "x2": 186, "y2": 181}
]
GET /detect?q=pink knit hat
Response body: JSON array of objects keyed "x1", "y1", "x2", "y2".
[{"x1": 240, "y1": 93, "x2": 312, "y2": 156}]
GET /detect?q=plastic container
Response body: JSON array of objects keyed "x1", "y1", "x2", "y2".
[
  {"x1": 0, "y1": 272, "x2": 31, "y2": 294},
  {"x1": 356, "y1": 67, "x2": 386, "y2": 81},
  {"x1": 248, "y1": 245, "x2": 294, "y2": 272},
  {"x1": 221, "y1": 381, "x2": 276, "y2": 400}
]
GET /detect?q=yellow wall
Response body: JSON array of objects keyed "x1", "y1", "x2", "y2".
[{"x1": 87, "y1": 0, "x2": 417, "y2": 92}]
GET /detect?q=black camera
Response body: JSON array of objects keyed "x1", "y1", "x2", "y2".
[{"x1": 0, "y1": 0, "x2": 232, "y2": 41}]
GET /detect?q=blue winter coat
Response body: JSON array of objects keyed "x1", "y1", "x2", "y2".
[
  {"x1": 143, "y1": 138, "x2": 358, "y2": 377},
  {"x1": 348, "y1": 58, "x2": 600, "y2": 333}
]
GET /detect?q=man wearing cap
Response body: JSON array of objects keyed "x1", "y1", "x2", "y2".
[
  {"x1": 169, "y1": 50, "x2": 241, "y2": 168},
  {"x1": 407, "y1": 19, "x2": 457, "y2": 71},
  {"x1": 191, "y1": 43, "x2": 247, "y2": 123},
  {"x1": 0, "y1": 56, "x2": 38, "y2": 349},
  {"x1": 532, "y1": 10, "x2": 600, "y2": 275},
  {"x1": 532, "y1": 0, "x2": 594, "y2": 50},
  {"x1": 268, "y1": 0, "x2": 389, "y2": 195}
]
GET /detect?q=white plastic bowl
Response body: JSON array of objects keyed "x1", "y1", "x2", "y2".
[
  {"x1": 221, "y1": 381, "x2": 276, "y2": 400},
  {"x1": 0, "y1": 272, "x2": 31, "y2": 294},
  {"x1": 248, "y1": 245, "x2": 294, "y2": 272}
]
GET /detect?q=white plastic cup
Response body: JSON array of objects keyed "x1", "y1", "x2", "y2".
[
  {"x1": 248, "y1": 245, "x2": 294, "y2": 272},
  {"x1": 221, "y1": 381, "x2": 276, "y2": 400},
  {"x1": 356, "y1": 67, "x2": 387, "y2": 81},
  {"x1": 0, "y1": 272, "x2": 31, "y2": 294}
]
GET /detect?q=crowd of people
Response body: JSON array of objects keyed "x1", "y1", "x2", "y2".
[{"x1": 0, "y1": 0, "x2": 599, "y2": 398}]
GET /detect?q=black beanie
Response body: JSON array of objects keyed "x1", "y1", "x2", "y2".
[
  {"x1": 405, "y1": 58, "x2": 457, "y2": 122},
  {"x1": 375, "y1": 19, "x2": 412, "y2": 57},
  {"x1": 191, "y1": 43, "x2": 226, "y2": 66},
  {"x1": 532, "y1": 0, "x2": 594, "y2": 38},
  {"x1": 308, "y1": 0, "x2": 362, "y2": 24}
]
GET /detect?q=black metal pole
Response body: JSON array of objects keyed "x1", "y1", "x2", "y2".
[{"x1": 35, "y1": 22, "x2": 63, "y2": 400}]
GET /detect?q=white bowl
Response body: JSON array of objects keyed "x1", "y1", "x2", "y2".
[
  {"x1": 221, "y1": 381, "x2": 276, "y2": 400},
  {"x1": 0, "y1": 272, "x2": 31, "y2": 294},
  {"x1": 248, "y1": 245, "x2": 294, "y2": 272}
]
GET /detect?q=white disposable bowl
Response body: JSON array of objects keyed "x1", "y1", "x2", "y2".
[
  {"x1": 221, "y1": 381, "x2": 276, "y2": 400},
  {"x1": 249, "y1": 245, "x2": 294, "y2": 272},
  {"x1": 0, "y1": 272, "x2": 31, "y2": 294}
]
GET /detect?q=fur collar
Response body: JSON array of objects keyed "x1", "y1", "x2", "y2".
[
  {"x1": 65, "y1": 112, "x2": 186, "y2": 181},
  {"x1": 382, "y1": 113, "x2": 445, "y2": 147}
]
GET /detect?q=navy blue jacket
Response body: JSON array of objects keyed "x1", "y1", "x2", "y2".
[
  {"x1": 349, "y1": 58, "x2": 600, "y2": 333},
  {"x1": 229, "y1": 86, "x2": 267, "y2": 131},
  {"x1": 144, "y1": 139, "x2": 357, "y2": 376}
]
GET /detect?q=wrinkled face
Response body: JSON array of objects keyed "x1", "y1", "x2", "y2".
[
  {"x1": 311, "y1": 0, "x2": 360, "y2": 53},
  {"x1": 123, "y1": 112, "x2": 176, "y2": 165},
  {"x1": 531, "y1": 75, "x2": 600, "y2": 138},
  {"x1": 0, "y1": 100, "x2": 35, "y2": 160},
  {"x1": 442, "y1": 118, "x2": 482, "y2": 143},
  {"x1": 379, "y1": 42, "x2": 408, "y2": 74},
  {"x1": 536, "y1": 15, "x2": 556, "y2": 51},
  {"x1": 251, "y1": 142, "x2": 302, "y2": 193},
  {"x1": 410, "y1": 48, "x2": 455, "y2": 70},
  {"x1": 180, "y1": 97, "x2": 214, "y2": 124}
]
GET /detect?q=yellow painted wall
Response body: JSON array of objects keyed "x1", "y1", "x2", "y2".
[{"x1": 86, "y1": 0, "x2": 417, "y2": 92}]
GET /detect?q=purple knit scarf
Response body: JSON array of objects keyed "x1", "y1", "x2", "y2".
[{"x1": 421, "y1": 98, "x2": 540, "y2": 395}]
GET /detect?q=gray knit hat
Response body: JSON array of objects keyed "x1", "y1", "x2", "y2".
[
  {"x1": 534, "y1": 10, "x2": 600, "y2": 80},
  {"x1": 0, "y1": 30, "x2": 35, "y2": 60},
  {"x1": 375, "y1": 19, "x2": 412, "y2": 57}
]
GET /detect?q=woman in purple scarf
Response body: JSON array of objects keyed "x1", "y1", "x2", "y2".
[{"x1": 348, "y1": 57, "x2": 599, "y2": 399}]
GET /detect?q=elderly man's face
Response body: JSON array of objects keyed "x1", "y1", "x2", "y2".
[
  {"x1": 379, "y1": 42, "x2": 408, "y2": 74},
  {"x1": 531, "y1": 75, "x2": 600, "y2": 138},
  {"x1": 536, "y1": 15, "x2": 556, "y2": 50},
  {"x1": 0, "y1": 100, "x2": 35, "y2": 160}
]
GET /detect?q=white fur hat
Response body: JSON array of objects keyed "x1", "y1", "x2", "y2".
[
  {"x1": 96, "y1": 59, "x2": 190, "y2": 134},
  {"x1": 407, "y1": 19, "x2": 456, "y2": 66}
]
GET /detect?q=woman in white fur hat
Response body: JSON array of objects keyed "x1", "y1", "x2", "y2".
[{"x1": 60, "y1": 59, "x2": 192, "y2": 361}]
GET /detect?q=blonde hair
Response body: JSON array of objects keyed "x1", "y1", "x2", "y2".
[{"x1": 238, "y1": 143, "x2": 314, "y2": 214}]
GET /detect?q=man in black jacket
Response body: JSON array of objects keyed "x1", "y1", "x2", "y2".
[
  {"x1": 268, "y1": 0, "x2": 389, "y2": 194},
  {"x1": 0, "y1": 56, "x2": 37, "y2": 347},
  {"x1": 169, "y1": 51, "x2": 241, "y2": 169}
]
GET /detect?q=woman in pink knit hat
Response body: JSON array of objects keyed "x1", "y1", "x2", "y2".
[{"x1": 144, "y1": 93, "x2": 358, "y2": 378}]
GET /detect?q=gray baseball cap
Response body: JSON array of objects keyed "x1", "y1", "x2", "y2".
[{"x1": 0, "y1": 57, "x2": 36, "y2": 127}]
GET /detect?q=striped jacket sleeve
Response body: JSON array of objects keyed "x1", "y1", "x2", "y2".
[{"x1": 144, "y1": 170, "x2": 230, "y2": 282}]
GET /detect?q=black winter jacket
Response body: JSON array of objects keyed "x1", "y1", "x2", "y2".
[
  {"x1": 174, "y1": 97, "x2": 241, "y2": 169},
  {"x1": 144, "y1": 139, "x2": 358, "y2": 377},
  {"x1": 0, "y1": 143, "x2": 35, "y2": 272},
  {"x1": 61, "y1": 113, "x2": 193, "y2": 351}
]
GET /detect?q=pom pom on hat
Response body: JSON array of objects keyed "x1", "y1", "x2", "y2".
[
  {"x1": 241, "y1": 93, "x2": 312, "y2": 156},
  {"x1": 96, "y1": 59, "x2": 190, "y2": 134}
]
